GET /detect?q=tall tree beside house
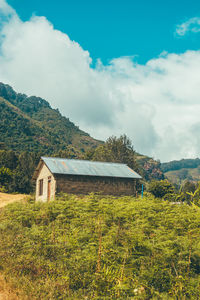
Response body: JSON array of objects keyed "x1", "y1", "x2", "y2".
[{"x1": 86, "y1": 135, "x2": 139, "y2": 171}]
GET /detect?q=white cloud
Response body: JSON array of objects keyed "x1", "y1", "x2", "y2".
[
  {"x1": 176, "y1": 17, "x2": 200, "y2": 36},
  {"x1": 0, "y1": 3, "x2": 200, "y2": 162},
  {"x1": 0, "y1": 0, "x2": 17, "y2": 20}
]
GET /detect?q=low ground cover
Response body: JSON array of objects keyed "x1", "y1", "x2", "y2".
[{"x1": 0, "y1": 194, "x2": 200, "y2": 299}]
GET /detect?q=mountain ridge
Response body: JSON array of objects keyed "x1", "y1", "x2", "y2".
[
  {"x1": 161, "y1": 158, "x2": 200, "y2": 183},
  {"x1": 0, "y1": 82, "x2": 101, "y2": 154}
]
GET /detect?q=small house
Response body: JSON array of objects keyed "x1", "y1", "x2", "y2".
[{"x1": 33, "y1": 157, "x2": 142, "y2": 202}]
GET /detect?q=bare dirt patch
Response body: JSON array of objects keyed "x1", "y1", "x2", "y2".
[
  {"x1": 0, "y1": 193, "x2": 27, "y2": 209},
  {"x1": 0, "y1": 275, "x2": 20, "y2": 300}
]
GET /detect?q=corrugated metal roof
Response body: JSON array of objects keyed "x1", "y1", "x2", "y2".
[{"x1": 41, "y1": 157, "x2": 142, "y2": 179}]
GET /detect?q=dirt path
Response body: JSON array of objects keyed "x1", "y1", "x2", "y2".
[
  {"x1": 0, "y1": 192, "x2": 27, "y2": 208},
  {"x1": 0, "y1": 274, "x2": 20, "y2": 299}
]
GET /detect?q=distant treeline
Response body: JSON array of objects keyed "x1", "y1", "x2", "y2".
[{"x1": 161, "y1": 158, "x2": 200, "y2": 173}]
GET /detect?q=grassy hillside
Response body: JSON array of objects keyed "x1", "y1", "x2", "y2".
[
  {"x1": 0, "y1": 194, "x2": 200, "y2": 299},
  {"x1": 161, "y1": 158, "x2": 200, "y2": 184},
  {"x1": 165, "y1": 167, "x2": 200, "y2": 184},
  {"x1": 0, "y1": 82, "x2": 100, "y2": 154}
]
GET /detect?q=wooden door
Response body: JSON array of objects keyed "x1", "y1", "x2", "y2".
[{"x1": 47, "y1": 177, "x2": 51, "y2": 201}]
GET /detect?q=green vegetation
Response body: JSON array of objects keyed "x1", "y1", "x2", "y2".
[
  {"x1": 0, "y1": 150, "x2": 40, "y2": 193},
  {"x1": 147, "y1": 179, "x2": 200, "y2": 205},
  {"x1": 164, "y1": 167, "x2": 200, "y2": 185},
  {"x1": 161, "y1": 158, "x2": 200, "y2": 173},
  {"x1": 85, "y1": 135, "x2": 139, "y2": 174},
  {"x1": 161, "y1": 158, "x2": 200, "y2": 184},
  {"x1": 0, "y1": 82, "x2": 100, "y2": 154},
  {"x1": 0, "y1": 166, "x2": 13, "y2": 192},
  {"x1": 147, "y1": 180, "x2": 175, "y2": 200},
  {"x1": 0, "y1": 194, "x2": 200, "y2": 299}
]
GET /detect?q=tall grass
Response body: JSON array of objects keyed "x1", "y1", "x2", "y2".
[{"x1": 0, "y1": 193, "x2": 200, "y2": 299}]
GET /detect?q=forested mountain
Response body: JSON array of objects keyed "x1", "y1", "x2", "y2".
[
  {"x1": 0, "y1": 82, "x2": 165, "y2": 193},
  {"x1": 0, "y1": 82, "x2": 100, "y2": 154},
  {"x1": 161, "y1": 158, "x2": 200, "y2": 184},
  {"x1": 161, "y1": 158, "x2": 200, "y2": 173}
]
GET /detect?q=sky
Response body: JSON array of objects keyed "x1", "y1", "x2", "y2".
[{"x1": 0, "y1": 0, "x2": 200, "y2": 162}]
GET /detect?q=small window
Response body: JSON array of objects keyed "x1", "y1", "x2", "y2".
[{"x1": 39, "y1": 179, "x2": 43, "y2": 196}]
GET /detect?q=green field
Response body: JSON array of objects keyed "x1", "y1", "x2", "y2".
[{"x1": 0, "y1": 194, "x2": 200, "y2": 299}]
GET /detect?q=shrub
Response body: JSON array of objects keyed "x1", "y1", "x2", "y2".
[{"x1": 148, "y1": 179, "x2": 175, "y2": 199}]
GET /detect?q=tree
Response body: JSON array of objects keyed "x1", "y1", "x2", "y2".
[
  {"x1": 0, "y1": 150, "x2": 18, "y2": 170},
  {"x1": 12, "y1": 152, "x2": 40, "y2": 194},
  {"x1": 0, "y1": 166, "x2": 13, "y2": 192},
  {"x1": 91, "y1": 135, "x2": 138, "y2": 171},
  {"x1": 53, "y1": 146, "x2": 83, "y2": 159}
]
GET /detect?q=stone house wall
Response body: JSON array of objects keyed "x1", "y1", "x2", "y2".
[{"x1": 55, "y1": 174, "x2": 136, "y2": 196}]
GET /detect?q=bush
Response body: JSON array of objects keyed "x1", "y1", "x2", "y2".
[{"x1": 148, "y1": 179, "x2": 175, "y2": 199}]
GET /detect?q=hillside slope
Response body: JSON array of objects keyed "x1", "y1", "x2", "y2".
[
  {"x1": 0, "y1": 82, "x2": 100, "y2": 154},
  {"x1": 161, "y1": 158, "x2": 200, "y2": 184}
]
